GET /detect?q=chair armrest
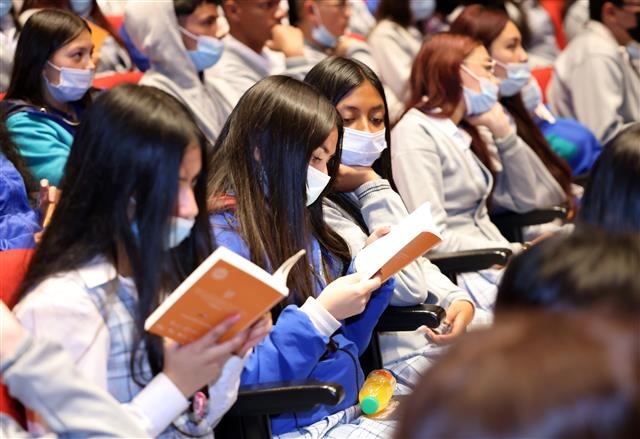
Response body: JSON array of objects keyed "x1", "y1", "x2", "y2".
[
  {"x1": 429, "y1": 248, "x2": 512, "y2": 274},
  {"x1": 227, "y1": 380, "x2": 345, "y2": 416},
  {"x1": 376, "y1": 304, "x2": 446, "y2": 331},
  {"x1": 490, "y1": 206, "x2": 567, "y2": 229}
]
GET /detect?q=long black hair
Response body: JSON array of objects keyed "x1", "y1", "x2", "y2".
[
  {"x1": 304, "y1": 56, "x2": 396, "y2": 234},
  {"x1": 18, "y1": 84, "x2": 212, "y2": 382},
  {"x1": 208, "y1": 75, "x2": 350, "y2": 313},
  {"x1": 5, "y1": 9, "x2": 92, "y2": 108}
]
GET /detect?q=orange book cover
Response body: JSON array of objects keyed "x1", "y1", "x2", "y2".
[
  {"x1": 355, "y1": 202, "x2": 442, "y2": 282},
  {"x1": 144, "y1": 246, "x2": 305, "y2": 344}
]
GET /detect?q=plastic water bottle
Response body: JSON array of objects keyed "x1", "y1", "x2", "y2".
[{"x1": 358, "y1": 369, "x2": 396, "y2": 415}]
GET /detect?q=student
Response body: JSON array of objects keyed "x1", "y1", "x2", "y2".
[
  {"x1": 208, "y1": 75, "x2": 396, "y2": 436},
  {"x1": 578, "y1": 122, "x2": 640, "y2": 234},
  {"x1": 548, "y1": 0, "x2": 640, "y2": 144},
  {"x1": 1, "y1": 9, "x2": 95, "y2": 186},
  {"x1": 450, "y1": 4, "x2": 602, "y2": 179},
  {"x1": 125, "y1": 0, "x2": 230, "y2": 146},
  {"x1": 391, "y1": 33, "x2": 560, "y2": 310},
  {"x1": 288, "y1": 0, "x2": 404, "y2": 120},
  {"x1": 0, "y1": 1, "x2": 20, "y2": 92},
  {"x1": 1, "y1": 301, "x2": 147, "y2": 438},
  {"x1": 394, "y1": 311, "x2": 640, "y2": 439},
  {"x1": 304, "y1": 56, "x2": 475, "y2": 385},
  {"x1": 18, "y1": 0, "x2": 133, "y2": 73},
  {"x1": 204, "y1": 0, "x2": 305, "y2": 115},
  {"x1": 367, "y1": 0, "x2": 433, "y2": 106},
  {"x1": 14, "y1": 84, "x2": 271, "y2": 438}
]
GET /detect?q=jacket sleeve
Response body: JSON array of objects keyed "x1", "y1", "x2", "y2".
[
  {"x1": 6, "y1": 113, "x2": 72, "y2": 186},
  {"x1": 1, "y1": 337, "x2": 148, "y2": 438},
  {"x1": 484, "y1": 129, "x2": 566, "y2": 213},
  {"x1": 240, "y1": 305, "x2": 331, "y2": 384},
  {"x1": 391, "y1": 120, "x2": 516, "y2": 253}
]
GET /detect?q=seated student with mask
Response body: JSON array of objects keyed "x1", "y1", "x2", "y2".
[
  {"x1": 1, "y1": 9, "x2": 95, "y2": 186},
  {"x1": 124, "y1": 0, "x2": 230, "y2": 146},
  {"x1": 204, "y1": 0, "x2": 306, "y2": 118},
  {"x1": 288, "y1": 0, "x2": 404, "y2": 120},
  {"x1": 548, "y1": 0, "x2": 640, "y2": 144}
]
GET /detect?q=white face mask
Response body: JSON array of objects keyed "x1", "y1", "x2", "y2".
[
  {"x1": 521, "y1": 79, "x2": 543, "y2": 113},
  {"x1": 341, "y1": 127, "x2": 387, "y2": 166},
  {"x1": 311, "y1": 4, "x2": 338, "y2": 48},
  {"x1": 495, "y1": 60, "x2": 531, "y2": 97},
  {"x1": 165, "y1": 216, "x2": 196, "y2": 249},
  {"x1": 44, "y1": 61, "x2": 94, "y2": 103},
  {"x1": 306, "y1": 165, "x2": 331, "y2": 206},
  {"x1": 179, "y1": 26, "x2": 224, "y2": 71},
  {"x1": 461, "y1": 64, "x2": 499, "y2": 116}
]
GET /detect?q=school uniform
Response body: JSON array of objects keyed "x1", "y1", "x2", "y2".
[
  {"x1": 210, "y1": 209, "x2": 395, "y2": 436},
  {"x1": 15, "y1": 257, "x2": 247, "y2": 438},
  {"x1": 124, "y1": 1, "x2": 231, "y2": 147},
  {"x1": 548, "y1": 20, "x2": 640, "y2": 144},
  {"x1": 367, "y1": 19, "x2": 422, "y2": 106}
]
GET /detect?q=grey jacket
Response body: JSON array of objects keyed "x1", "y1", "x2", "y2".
[
  {"x1": 124, "y1": 1, "x2": 231, "y2": 146},
  {"x1": 548, "y1": 20, "x2": 640, "y2": 144},
  {"x1": 367, "y1": 19, "x2": 422, "y2": 106},
  {"x1": 391, "y1": 109, "x2": 565, "y2": 254}
]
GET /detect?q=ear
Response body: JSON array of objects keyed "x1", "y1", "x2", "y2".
[
  {"x1": 303, "y1": 0, "x2": 317, "y2": 23},
  {"x1": 601, "y1": 2, "x2": 617, "y2": 25},
  {"x1": 223, "y1": 0, "x2": 240, "y2": 22}
]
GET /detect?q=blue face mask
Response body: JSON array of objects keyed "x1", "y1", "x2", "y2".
[
  {"x1": 495, "y1": 60, "x2": 531, "y2": 97},
  {"x1": 179, "y1": 26, "x2": 224, "y2": 71},
  {"x1": 44, "y1": 61, "x2": 94, "y2": 103},
  {"x1": 70, "y1": 0, "x2": 92, "y2": 17},
  {"x1": 0, "y1": 1, "x2": 12, "y2": 17},
  {"x1": 461, "y1": 64, "x2": 499, "y2": 116},
  {"x1": 409, "y1": 0, "x2": 435, "y2": 21},
  {"x1": 311, "y1": 5, "x2": 338, "y2": 48}
]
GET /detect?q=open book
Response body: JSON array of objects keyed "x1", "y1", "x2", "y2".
[
  {"x1": 354, "y1": 202, "x2": 442, "y2": 282},
  {"x1": 145, "y1": 246, "x2": 306, "y2": 344}
]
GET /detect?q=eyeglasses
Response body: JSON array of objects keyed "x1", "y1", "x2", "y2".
[{"x1": 462, "y1": 59, "x2": 496, "y2": 75}]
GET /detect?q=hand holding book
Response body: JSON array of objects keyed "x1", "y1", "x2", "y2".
[{"x1": 355, "y1": 202, "x2": 442, "y2": 282}]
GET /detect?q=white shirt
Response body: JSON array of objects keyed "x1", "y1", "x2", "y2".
[{"x1": 14, "y1": 257, "x2": 247, "y2": 437}]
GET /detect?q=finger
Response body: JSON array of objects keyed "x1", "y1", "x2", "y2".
[
  {"x1": 359, "y1": 275, "x2": 382, "y2": 292},
  {"x1": 198, "y1": 314, "x2": 241, "y2": 345},
  {"x1": 371, "y1": 226, "x2": 391, "y2": 239}
]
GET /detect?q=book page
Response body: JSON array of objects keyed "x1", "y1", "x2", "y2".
[{"x1": 355, "y1": 202, "x2": 442, "y2": 281}]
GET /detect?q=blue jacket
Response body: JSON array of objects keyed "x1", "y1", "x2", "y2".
[
  {"x1": 2, "y1": 101, "x2": 79, "y2": 186},
  {"x1": 0, "y1": 154, "x2": 40, "y2": 250},
  {"x1": 210, "y1": 211, "x2": 394, "y2": 434}
]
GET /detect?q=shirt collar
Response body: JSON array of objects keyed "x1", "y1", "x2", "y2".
[{"x1": 75, "y1": 256, "x2": 119, "y2": 289}]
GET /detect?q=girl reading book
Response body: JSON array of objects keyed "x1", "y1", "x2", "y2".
[
  {"x1": 14, "y1": 84, "x2": 270, "y2": 438},
  {"x1": 207, "y1": 75, "x2": 397, "y2": 437},
  {"x1": 304, "y1": 56, "x2": 476, "y2": 387}
]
